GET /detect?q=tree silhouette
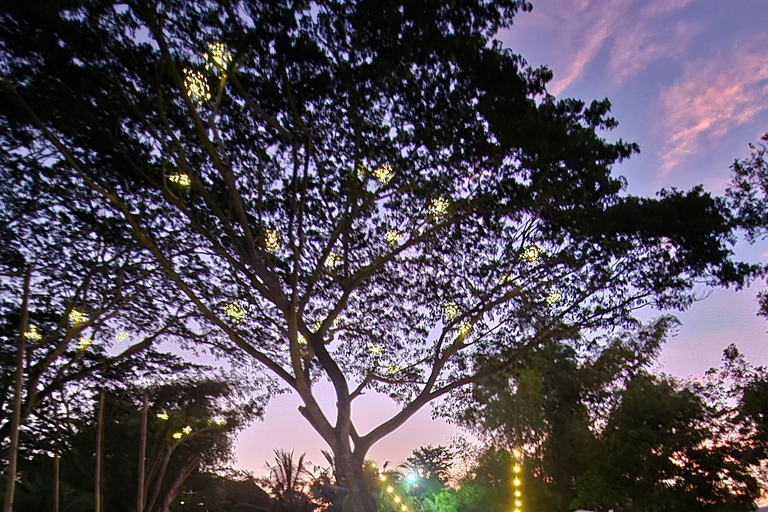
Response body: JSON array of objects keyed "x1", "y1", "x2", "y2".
[{"x1": 0, "y1": 1, "x2": 754, "y2": 509}]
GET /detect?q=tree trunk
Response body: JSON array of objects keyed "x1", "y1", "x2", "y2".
[
  {"x1": 137, "y1": 393, "x2": 147, "y2": 512},
  {"x1": 53, "y1": 453, "x2": 60, "y2": 512},
  {"x1": 3, "y1": 267, "x2": 32, "y2": 512},
  {"x1": 159, "y1": 456, "x2": 200, "y2": 512},
  {"x1": 95, "y1": 391, "x2": 105, "y2": 512},
  {"x1": 336, "y1": 451, "x2": 376, "y2": 512}
]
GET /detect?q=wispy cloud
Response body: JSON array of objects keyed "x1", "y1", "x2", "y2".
[{"x1": 658, "y1": 40, "x2": 768, "y2": 173}]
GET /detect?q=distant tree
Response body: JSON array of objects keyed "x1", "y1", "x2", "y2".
[
  {"x1": 406, "y1": 445, "x2": 453, "y2": 484},
  {"x1": 0, "y1": 1, "x2": 755, "y2": 510}
]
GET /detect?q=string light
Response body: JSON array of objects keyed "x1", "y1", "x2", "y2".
[
  {"x1": 183, "y1": 68, "x2": 211, "y2": 104},
  {"x1": 443, "y1": 302, "x2": 460, "y2": 321},
  {"x1": 204, "y1": 42, "x2": 232, "y2": 75},
  {"x1": 500, "y1": 273, "x2": 515, "y2": 285},
  {"x1": 69, "y1": 310, "x2": 86, "y2": 325},
  {"x1": 157, "y1": 412, "x2": 169, "y2": 420},
  {"x1": 78, "y1": 337, "x2": 92, "y2": 350},
  {"x1": 368, "y1": 344, "x2": 383, "y2": 356},
  {"x1": 546, "y1": 290, "x2": 561, "y2": 305},
  {"x1": 357, "y1": 164, "x2": 368, "y2": 178},
  {"x1": 115, "y1": 331, "x2": 129, "y2": 343},
  {"x1": 386, "y1": 365, "x2": 400, "y2": 375},
  {"x1": 378, "y1": 474, "x2": 387, "y2": 482},
  {"x1": 182, "y1": 425, "x2": 192, "y2": 435},
  {"x1": 24, "y1": 324, "x2": 42, "y2": 341},
  {"x1": 325, "y1": 251, "x2": 339, "y2": 269},
  {"x1": 168, "y1": 173, "x2": 191, "y2": 186},
  {"x1": 212, "y1": 417, "x2": 226, "y2": 426},
  {"x1": 372, "y1": 464, "x2": 408, "y2": 512},
  {"x1": 372, "y1": 164, "x2": 394, "y2": 184},
  {"x1": 223, "y1": 301, "x2": 247, "y2": 321},
  {"x1": 264, "y1": 229, "x2": 281, "y2": 253},
  {"x1": 522, "y1": 244, "x2": 541, "y2": 265},
  {"x1": 297, "y1": 334, "x2": 307, "y2": 346},
  {"x1": 458, "y1": 321, "x2": 472, "y2": 336},
  {"x1": 386, "y1": 486, "x2": 394, "y2": 494},
  {"x1": 428, "y1": 197, "x2": 450, "y2": 218},
  {"x1": 385, "y1": 229, "x2": 402, "y2": 246},
  {"x1": 512, "y1": 449, "x2": 523, "y2": 512},
  {"x1": 173, "y1": 432, "x2": 183, "y2": 440}
]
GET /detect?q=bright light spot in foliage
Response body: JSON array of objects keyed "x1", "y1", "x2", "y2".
[
  {"x1": 513, "y1": 478, "x2": 521, "y2": 486},
  {"x1": 406, "y1": 473, "x2": 417, "y2": 482},
  {"x1": 443, "y1": 303, "x2": 460, "y2": 321},
  {"x1": 157, "y1": 412, "x2": 169, "y2": 420},
  {"x1": 386, "y1": 365, "x2": 400, "y2": 376},
  {"x1": 204, "y1": 42, "x2": 232, "y2": 75},
  {"x1": 173, "y1": 432, "x2": 182, "y2": 440},
  {"x1": 368, "y1": 344, "x2": 383, "y2": 356},
  {"x1": 378, "y1": 473, "x2": 387, "y2": 481},
  {"x1": 513, "y1": 465, "x2": 521, "y2": 473},
  {"x1": 386, "y1": 486, "x2": 394, "y2": 494},
  {"x1": 458, "y1": 321, "x2": 472, "y2": 336},
  {"x1": 298, "y1": 334, "x2": 307, "y2": 346},
  {"x1": 78, "y1": 337, "x2": 92, "y2": 350},
  {"x1": 372, "y1": 164, "x2": 394, "y2": 184},
  {"x1": 24, "y1": 324, "x2": 42, "y2": 341},
  {"x1": 223, "y1": 301, "x2": 247, "y2": 322},
  {"x1": 115, "y1": 331, "x2": 129, "y2": 343},
  {"x1": 69, "y1": 310, "x2": 86, "y2": 325},
  {"x1": 546, "y1": 290, "x2": 561, "y2": 305},
  {"x1": 182, "y1": 425, "x2": 192, "y2": 435},
  {"x1": 212, "y1": 417, "x2": 226, "y2": 426},
  {"x1": 401, "y1": 506, "x2": 407, "y2": 512},
  {"x1": 522, "y1": 244, "x2": 541, "y2": 265},
  {"x1": 385, "y1": 229, "x2": 402, "y2": 246},
  {"x1": 183, "y1": 68, "x2": 211, "y2": 104},
  {"x1": 394, "y1": 496, "x2": 401, "y2": 503},
  {"x1": 168, "y1": 173, "x2": 191, "y2": 186},
  {"x1": 515, "y1": 500, "x2": 522, "y2": 507},
  {"x1": 325, "y1": 251, "x2": 339, "y2": 269},
  {"x1": 357, "y1": 164, "x2": 368, "y2": 178},
  {"x1": 264, "y1": 229, "x2": 281, "y2": 253},
  {"x1": 428, "y1": 197, "x2": 450, "y2": 218},
  {"x1": 515, "y1": 490, "x2": 521, "y2": 497},
  {"x1": 500, "y1": 273, "x2": 515, "y2": 285}
]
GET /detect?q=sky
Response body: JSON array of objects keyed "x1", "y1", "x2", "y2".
[{"x1": 234, "y1": 0, "x2": 768, "y2": 476}]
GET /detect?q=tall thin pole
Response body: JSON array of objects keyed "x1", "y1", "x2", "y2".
[
  {"x1": 95, "y1": 391, "x2": 105, "y2": 512},
  {"x1": 3, "y1": 267, "x2": 33, "y2": 512},
  {"x1": 137, "y1": 393, "x2": 148, "y2": 512},
  {"x1": 53, "y1": 453, "x2": 60, "y2": 512}
]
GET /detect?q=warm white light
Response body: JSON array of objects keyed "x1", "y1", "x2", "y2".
[
  {"x1": 458, "y1": 321, "x2": 472, "y2": 336},
  {"x1": 513, "y1": 465, "x2": 521, "y2": 473},
  {"x1": 522, "y1": 244, "x2": 541, "y2": 265},
  {"x1": 368, "y1": 344, "x2": 383, "y2": 356},
  {"x1": 264, "y1": 229, "x2": 280, "y2": 253},
  {"x1": 157, "y1": 412, "x2": 169, "y2": 420},
  {"x1": 115, "y1": 331, "x2": 129, "y2": 343},
  {"x1": 513, "y1": 478, "x2": 521, "y2": 486},
  {"x1": 499, "y1": 273, "x2": 515, "y2": 285},
  {"x1": 372, "y1": 164, "x2": 394, "y2": 184},
  {"x1": 512, "y1": 449, "x2": 521, "y2": 458},
  {"x1": 515, "y1": 500, "x2": 522, "y2": 507},
  {"x1": 379, "y1": 474, "x2": 387, "y2": 481},
  {"x1": 168, "y1": 173, "x2": 191, "y2": 186},
  {"x1": 172, "y1": 432, "x2": 182, "y2": 440},
  {"x1": 212, "y1": 417, "x2": 226, "y2": 426},
  {"x1": 298, "y1": 334, "x2": 307, "y2": 346},
  {"x1": 385, "y1": 229, "x2": 402, "y2": 246},
  {"x1": 223, "y1": 301, "x2": 247, "y2": 321},
  {"x1": 401, "y1": 506, "x2": 407, "y2": 512},
  {"x1": 24, "y1": 324, "x2": 42, "y2": 341},
  {"x1": 204, "y1": 42, "x2": 232, "y2": 75},
  {"x1": 394, "y1": 496, "x2": 401, "y2": 503},
  {"x1": 183, "y1": 68, "x2": 211, "y2": 104},
  {"x1": 69, "y1": 310, "x2": 86, "y2": 325},
  {"x1": 78, "y1": 337, "x2": 92, "y2": 350},
  {"x1": 428, "y1": 197, "x2": 450, "y2": 218},
  {"x1": 182, "y1": 425, "x2": 192, "y2": 435},
  {"x1": 546, "y1": 290, "x2": 561, "y2": 305},
  {"x1": 515, "y1": 490, "x2": 521, "y2": 497},
  {"x1": 386, "y1": 365, "x2": 400, "y2": 375},
  {"x1": 325, "y1": 251, "x2": 339, "y2": 269},
  {"x1": 443, "y1": 302, "x2": 460, "y2": 321},
  {"x1": 386, "y1": 485, "x2": 394, "y2": 493}
]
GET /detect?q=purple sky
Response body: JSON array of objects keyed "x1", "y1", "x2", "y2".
[{"x1": 234, "y1": 0, "x2": 768, "y2": 475}]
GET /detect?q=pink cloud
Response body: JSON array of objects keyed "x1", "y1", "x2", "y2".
[{"x1": 658, "y1": 40, "x2": 768, "y2": 174}]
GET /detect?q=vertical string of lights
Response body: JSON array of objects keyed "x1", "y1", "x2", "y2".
[{"x1": 512, "y1": 448, "x2": 523, "y2": 512}]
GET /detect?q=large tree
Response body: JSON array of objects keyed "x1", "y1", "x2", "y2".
[{"x1": 0, "y1": 1, "x2": 753, "y2": 509}]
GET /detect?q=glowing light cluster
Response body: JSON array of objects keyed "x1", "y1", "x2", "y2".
[
  {"x1": 173, "y1": 425, "x2": 193, "y2": 440},
  {"x1": 168, "y1": 172, "x2": 191, "y2": 186},
  {"x1": 368, "y1": 344, "x2": 383, "y2": 356},
  {"x1": 325, "y1": 251, "x2": 339, "y2": 269},
  {"x1": 298, "y1": 334, "x2": 307, "y2": 346},
  {"x1": 183, "y1": 68, "x2": 211, "y2": 104},
  {"x1": 212, "y1": 417, "x2": 226, "y2": 426},
  {"x1": 372, "y1": 466, "x2": 408, "y2": 511},
  {"x1": 173, "y1": 432, "x2": 182, "y2": 440},
  {"x1": 385, "y1": 229, "x2": 402, "y2": 246},
  {"x1": 115, "y1": 331, "x2": 129, "y2": 343},
  {"x1": 223, "y1": 301, "x2": 247, "y2": 322},
  {"x1": 500, "y1": 273, "x2": 515, "y2": 285},
  {"x1": 428, "y1": 197, "x2": 450, "y2": 218},
  {"x1": 386, "y1": 365, "x2": 400, "y2": 376},
  {"x1": 69, "y1": 310, "x2": 86, "y2": 325},
  {"x1": 512, "y1": 449, "x2": 523, "y2": 512},
  {"x1": 357, "y1": 164, "x2": 368, "y2": 178},
  {"x1": 264, "y1": 228, "x2": 281, "y2": 253},
  {"x1": 372, "y1": 164, "x2": 394, "y2": 184},
  {"x1": 157, "y1": 412, "x2": 169, "y2": 420},
  {"x1": 24, "y1": 324, "x2": 42, "y2": 341},
  {"x1": 204, "y1": 42, "x2": 232, "y2": 75},
  {"x1": 443, "y1": 302, "x2": 460, "y2": 321},
  {"x1": 458, "y1": 321, "x2": 472, "y2": 336},
  {"x1": 546, "y1": 290, "x2": 561, "y2": 305},
  {"x1": 78, "y1": 337, "x2": 92, "y2": 350},
  {"x1": 522, "y1": 244, "x2": 541, "y2": 265}
]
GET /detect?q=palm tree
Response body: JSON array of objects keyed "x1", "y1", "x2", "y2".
[{"x1": 261, "y1": 449, "x2": 318, "y2": 512}]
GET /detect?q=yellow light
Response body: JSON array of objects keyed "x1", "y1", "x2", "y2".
[
  {"x1": 515, "y1": 500, "x2": 522, "y2": 507},
  {"x1": 370, "y1": 462, "x2": 377, "y2": 469},
  {"x1": 514, "y1": 509, "x2": 520, "y2": 512},
  {"x1": 443, "y1": 302, "x2": 460, "y2": 321},
  {"x1": 223, "y1": 301, "x2": 247, "y2": 321},
  {"x1": 512, "y1": 449, "x2": 521, "y2": 458},
  {"x1": 394, "y1": 496, "x2": 401, "y2": 503},
  {"x1": 546, "y1": 290, "x2": 561, "y2": 305},
  {"x1": 264, "y1": 229, "x2": 280, "y2": 253},
  {"x1": 357, "y1": 163, "x2": 368, "y2": 178},
  {"x1": 386, "y1": 485, "x2": 394, "y2": 494},
  {"x1": 515, "y1": 490, "x2": 521, "y2": 497},
  {"x1": 499, "y1": 273, "x2": 515, "y2": 285},
  {"x1": 204, "y1": 42, "x2": 232, "y2": 75},
  {"x1": 157, "y1": 412, "x2": 169, "y2": 420},
  {"x1": 297, "y1": 334, "x2": 307, "y2": 346},
  {"x1": 401, "y1": 506, "x2": 407, "y2": 511},
  {"x1": 24, "y1": 324, "x2": 42, "y2": 341},
  {"x1": 212, "y1": 417, "x2": 226, "y2": 426},
  {"x1": 378, "y1": 474, "x2": 387, "y2": 481},
  {"x1": 69, "y1": 310, "x2": 86, "y2": 325},
  {"x1": 458, "y1": 321, "x2": 472, "y2": 336},
  {"x1": 386, "y1": 365, "x2": 400, "y2": 376},
  {"x1": 116, "y1": 331, "x2": 129, "y2": 343},
  {"x1": 182, "y1": 425, "x2": 192, "y2": 435},
  {"x1": 428, "y1": 197, "x2": 450, "y2": 218},
  {"x1": 183, "y1": 68, "x2": 211, "y2": 104},
  {"x1": 173, "y1": 432, "x2": 182, "y2": 440},
  {"x1": 513, "y1": 478, "x2": 521, "y2": 486},
  {"x1": 325, "y1": 251, "x2": 338, "y2": 269},
  {"x1": 522, "y1": 244, "x2": 541, "y2": 265},
  {"x1": 78, "y1": 337, "x2": 92, "y2": 350},
  {"x1": 368, "y1": 344, "x2": 383, "y2": 356},
  {"x1": 385, "y1": 229, "x2": 402, "y2": 246},
  {"x1": 168, "y1": 173, "x2": 191, "y2": 186},
  {"x1": 513, "y1": 465, "x2": 521, "y2": 473},
  {"x1": 372, "y1": 164, "x2": 394, "y2": 184}
]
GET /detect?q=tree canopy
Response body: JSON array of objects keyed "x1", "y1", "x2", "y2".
[{"x1": 0, "y1": 1, "x2": 755, "y2": 510}]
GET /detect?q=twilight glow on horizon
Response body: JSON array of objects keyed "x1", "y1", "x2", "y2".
[{"x1": 235, "y1": 0, "x2": 768, "y2": 475}]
